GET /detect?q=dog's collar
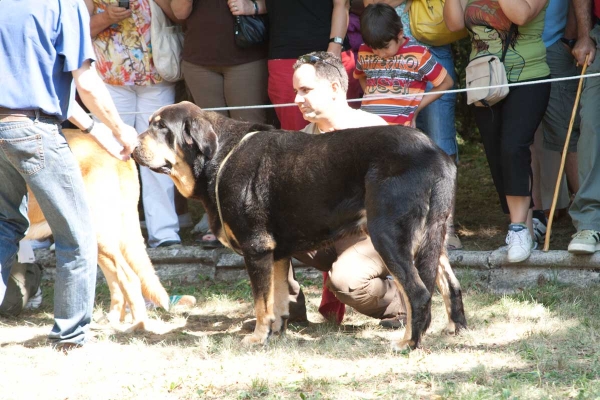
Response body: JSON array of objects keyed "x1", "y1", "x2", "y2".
[{"x1": 214, "y1": 131, "x2": 260, "y2": 254}]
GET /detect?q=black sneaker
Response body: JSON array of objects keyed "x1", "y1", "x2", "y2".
[{"x1": 379, "y1": 313, "x2": 407, "y2": 329}]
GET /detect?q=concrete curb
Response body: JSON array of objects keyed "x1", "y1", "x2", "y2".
[{"x1": 34, "y1": 247, "x2": 600, "y2": 294}]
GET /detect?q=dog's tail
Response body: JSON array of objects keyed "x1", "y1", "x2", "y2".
[
  {"x1": 124, "y1": 245, "x2": 171, "y2": 311},
  {"x1": 117, "y1": 161, "x2": 171, "y2": 311},
  {"x1": 413, "y1": 158, "x2": 456, "y2": 331},
  {"x1": 416, "y1": 158, "x2": 466, "y2": 331}
]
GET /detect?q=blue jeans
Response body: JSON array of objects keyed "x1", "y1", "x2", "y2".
[
  {"x1": 416, "y1": 45, "x2": 458, "y2": 158},
  {"x1": 0, "y1": 117, "x2": 97, "y2": 345}
]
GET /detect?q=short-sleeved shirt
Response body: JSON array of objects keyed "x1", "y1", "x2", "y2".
[
  {"x1": 92, "y1": 0, "x2": 161, "y2": 86},
  {"x1": 542, "y1": 0, "x2": 568, "y2": 47},
  {"x1": 354, "y1": 38, "x2": 447, "y2": 126},
  {"x1": 266, "y1": 0, "x2": 335, "y2": 59},
  {"x1": 465, "y1": 0, "x2": 550, "y2": 82},
  {"x1": 0, "y1": 0, "x2": 95, "y2": 120}
]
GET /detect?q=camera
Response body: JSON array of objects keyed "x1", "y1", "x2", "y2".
[{"x1": 118, "y1": 0, "x2": 129, "y2": 9}]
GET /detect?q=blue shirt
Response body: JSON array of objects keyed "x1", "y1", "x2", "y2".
[
  {"x1": 0, "y1": 0, "x2": 95, "y2": 120},
  {"x1": 542, "y1": 0, "x2": 568, "y2": 47}
]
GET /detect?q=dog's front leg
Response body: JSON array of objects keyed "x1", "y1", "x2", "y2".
[{"x1": 242, "y1": 251, "x2": 277, "y2": 345}]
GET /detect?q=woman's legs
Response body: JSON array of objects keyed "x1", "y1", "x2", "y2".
[{"x1": 474, "y1": 81, "x2": 550, "y2": 261}]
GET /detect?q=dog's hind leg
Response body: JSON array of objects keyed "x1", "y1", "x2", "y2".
[
  {"x1": 368, "y1": 175, "x2": 442, "y2": 350},
  {"x1": 436, "y1": 254, "x2": 467, "y2": 334},
  {"x1": 98, "y1": 241, "x2": 148, "y2": 331},
  {"x1": 373, "y1": 229, "x2": 433, "y2": 351},
  {"x1": 98, "y1": 252, "x2": 127, "y2": 324},
  {"x1": 242, "y1": 251, "x2": 278, "y2": 345}
]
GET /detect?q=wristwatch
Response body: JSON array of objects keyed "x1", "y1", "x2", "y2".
[
  {"x1": 329, "y1": 36, "x2": 344, "y2": 46},
  {"x1": 561, "y1": 37, "x2": 576, "y2": 49},
  {"x1": 82, "y1": 119, "x2": 95, "y2": 134}
]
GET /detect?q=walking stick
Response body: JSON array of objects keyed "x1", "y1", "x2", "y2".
[{"x1": 543, "y1": 54, "x2": 590, "y2": 252}]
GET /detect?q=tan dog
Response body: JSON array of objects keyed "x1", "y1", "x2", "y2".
[{"x1": 26, "y1": 129, "x2": 170, "y2": 330}]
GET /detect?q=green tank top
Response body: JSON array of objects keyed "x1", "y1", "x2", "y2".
[{"x1": 464, "y1": 0, "x2": 549, "y2": 82}]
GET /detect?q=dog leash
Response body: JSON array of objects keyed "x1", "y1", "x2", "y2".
[{"x1": 214, "y1": 130, "x2": 260, "y2": 255}]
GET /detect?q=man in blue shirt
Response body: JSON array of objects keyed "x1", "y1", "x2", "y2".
[{"x1": 0, "y1": 0, "x2": 138, "y2": 351}]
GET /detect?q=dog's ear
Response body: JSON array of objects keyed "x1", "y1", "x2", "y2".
[{"x1": 183, "y1": 118, "x2": 218, "y2": 160}]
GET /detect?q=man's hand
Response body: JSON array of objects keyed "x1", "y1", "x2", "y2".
[
  {"x1": 114, "y1": 125, "x2": 139, "y2": 159},
  {"x1": 103, "y1": 5, "x2": 132, "y2": 24},
  {"x1": 573, "y1": 36, "x2": 596, "y2": 66},
  {"x1": 88, "y1": 123, "x2": 138, "y2": 161}
]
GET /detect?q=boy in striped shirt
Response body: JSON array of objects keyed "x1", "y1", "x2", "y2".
[{"x1": 355, "y1": 3, "x2": 454, "y2": 127}]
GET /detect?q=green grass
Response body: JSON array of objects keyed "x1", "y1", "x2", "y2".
[{"x1": 2, "y1": 275, "x2": 600, "y2": 399}]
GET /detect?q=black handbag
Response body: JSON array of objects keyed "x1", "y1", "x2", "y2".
[{"x1": 234, "y1": 15, "x2": 268, "y2": 48}]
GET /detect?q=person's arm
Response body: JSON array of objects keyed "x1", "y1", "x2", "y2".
[
  {"x1": 497, "y1": 0, "x2": 548, "y2": 25},
  {"x1": 411, "y1": 73, "x2": 453, "y2": 127},
  {"x1": 227, "y1": 0, "x2": 267, "y2": 15},
  {"x1": 83, "y1": 0, "x2": 131, "y2": 38},
  {"x1": 564, "y1": 1, "x2": 578, "y2": 39},
  {"x1": 571, "y1": 0, "x2": 596, "y2": 65},
  {"x1": 154, "y1": 0, "x2": 185, "y2": 24},
  {"x1": 358, "y1": 75, "x2": 367, "y2": 92},
  {"x1": 444, "y1": 0, "x2": 469, "y2": 31},
  {"x1": 68, "y1": 102, "x2": 129, "y2": 160},
  {"x1": 328, "y1": 0, "x2": 350, "y2": 57},
  {"x1": 171, "y1": 0, "x2": 194, "y2": 19},
  {"x1": 72, "y1": 60, "x2": 138, "y2": 159}
]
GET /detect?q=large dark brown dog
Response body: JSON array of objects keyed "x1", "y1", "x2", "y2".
[{"x1": 133, "y1": 101, "x2": 467, "y2": 349}]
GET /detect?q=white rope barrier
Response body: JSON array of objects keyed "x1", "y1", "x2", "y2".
[
  {"x1": 118, "y1": 71, "x2": 600, "y2": 115},
  {"x1": 2, "y1": 72, "x2": 599, "y2": 117}
]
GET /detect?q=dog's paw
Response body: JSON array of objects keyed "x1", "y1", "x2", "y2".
[
  {"x1": 444, "y1": 320, "x2": 467, "y2": 335},
  {"x1": 444, "y1": 321, "x2": 457, "y2": 335},
  {"x1": 271, "y1": 317, "x2": 288, "y2": 335},
  {"x1": 242, "y1": 333, "x2": 268, "y2": 346},
  {"x1": 391, "y1": 339, "x2": 416, "y2": 353}
]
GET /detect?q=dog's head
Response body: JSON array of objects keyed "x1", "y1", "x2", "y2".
[{"x1": 133, "y1": 101, "x2": 218, "y2": 197}]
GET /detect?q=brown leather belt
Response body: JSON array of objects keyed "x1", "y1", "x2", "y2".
[{"x1": 0, "y1": 107, "x2": 55, "y2": 122}]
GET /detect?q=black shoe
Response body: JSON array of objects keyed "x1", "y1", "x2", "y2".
[
  {"x1": 379, "y1": 313, "x2": 407, "y2": 329},
  {"x1": 241, "y1": 316, "x2": 309, "y2": 332}
]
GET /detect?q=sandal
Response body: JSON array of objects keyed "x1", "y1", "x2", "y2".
[{"x1": 195, "y1": 229, "x2": 223, "y2": 249}]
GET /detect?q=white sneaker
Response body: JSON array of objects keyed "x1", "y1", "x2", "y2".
[
  {"x1": 506, "y1": 223, "x2": 533, "y2": 263},
  {"x1": 568, "y1": 230, "x2": 600, "y2": 254}
]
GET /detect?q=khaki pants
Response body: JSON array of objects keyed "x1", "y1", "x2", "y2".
[{"x1": 292, "y1": 235, "x2": 405, "y2": 320}]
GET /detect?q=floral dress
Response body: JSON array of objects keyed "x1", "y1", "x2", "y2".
[{"x1": 92, "y1": 0, "x2": 162, "y2": 86}]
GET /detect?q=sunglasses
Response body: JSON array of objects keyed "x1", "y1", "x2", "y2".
[{"x1": 298, "y1": 55, "x2": 343, "y2": 78}]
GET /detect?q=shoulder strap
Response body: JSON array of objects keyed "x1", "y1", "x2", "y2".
[{"x1": 500, "y1": 23, "x2": 517, "y2": 63}]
